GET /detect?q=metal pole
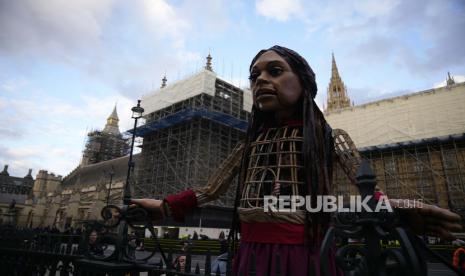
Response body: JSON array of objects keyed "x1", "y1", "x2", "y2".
[
  {"x1": 123, "y1": 113, "x2": 139, "y2": 205},
  {"x1": 106, "y1": 169, "x2": 114, "y2": 205},
  {"x1": 117, "y1": 100, "x2": 143, "y2": 262}
]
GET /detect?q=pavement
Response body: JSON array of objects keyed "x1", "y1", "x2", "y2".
[
  {"x1": 93, "y1": 250, "x2": 463, "y2": 275},
  {"x1": 142, "y1": 252, "x2": 461, "y2": 275},
  {"x1": 427, "y1": 262, "x2": 460, "y2": 276}
]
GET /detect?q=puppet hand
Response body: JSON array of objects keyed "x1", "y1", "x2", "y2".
[
  {"x1": 390, "y1": 199, "x2": 462, "y2": 239},
  {"x1": 130, "y1": 198, "x2": 166, "y2": 221}
]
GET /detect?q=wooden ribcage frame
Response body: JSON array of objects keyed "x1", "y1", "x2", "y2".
[{"x1": 241, "y1": 126, "x2": 304, "y2": 208}]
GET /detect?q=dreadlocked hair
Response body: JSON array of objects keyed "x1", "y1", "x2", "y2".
[
  {"x1": 228, "y1": 103, "x2": 265, "y2": 254},
  {"x1": 242, "y1": 45, "x2": 335, "y2": 244}
]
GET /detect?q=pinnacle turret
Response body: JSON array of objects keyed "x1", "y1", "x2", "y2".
[
  {"x1": 326, "y1": 53, "x2": 352, "y2": 113},
  {"x1": 161, "y1": 75, "x2": 167, "y2": 88},
  {"x1": 24, "y1": 169, "x2": 33, "y2": 179},
  {"x1": 331, "y1": 53, "x2": 340, "y2": 79},
  {"x1": 446, "y1": 72, "x2": 455, "y2": 86},
  {"x1": 0, "y1": 165, "x2": 9, "y2": 176},
  {"x1": 205, "y1": 53, "x2": 213, "y2": 71},
  {"x1": 102, "y1": 104, "x2": 121, "y2": 136}
]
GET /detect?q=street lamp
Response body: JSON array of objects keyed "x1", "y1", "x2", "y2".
[
  {"x1": 123, "y1": 100, "x2": 144, "y2": 205},
  {"x1": 131, "y1": 101, "x2": 144, "y2": 119},
  {"x1": 117, "y1": 99, "x2": 143, "y2": 262}
]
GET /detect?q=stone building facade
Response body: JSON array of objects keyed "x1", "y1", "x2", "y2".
[
  {"x1": 19, "y1": 156, "x2": 135, "y2": 230},
  {"x1": 0, "y1": 165, "x2": 34, "y2": 226}
]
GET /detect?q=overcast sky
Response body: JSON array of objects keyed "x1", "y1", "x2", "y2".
[{"x1": 1, "y1": 0, "x2": 465, "y2": 177}]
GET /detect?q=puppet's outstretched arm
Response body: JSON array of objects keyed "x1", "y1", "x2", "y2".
[
  {"x1": 332, "y1": 128, "x2": 385, "y2": 196},
  {"x1": 194, "y1": 141, "x2": 245, "y2": 205},
  {"x1": 331, "y1": 128, "x2": 462, "y2": 238},
  {"x1": 332, "y1": 128, "x2": 362, "y2": 185},
  {"x1": 131, "y1": 141, "x2": 244, "y2": 222}
]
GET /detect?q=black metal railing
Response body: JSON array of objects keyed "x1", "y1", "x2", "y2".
[
  {"x1": 0, "y1": 225, "x2": 81, "y2": 275},
  {"x1": 1, "y1": 161, "x2": 464, "y2": 275},
  {"x1": 320, "y1": 160, "x2": 465, "y2": 276}
]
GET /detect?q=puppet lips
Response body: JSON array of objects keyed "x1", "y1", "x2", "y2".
[{"x1": 255, "y1": 88, "x2": 276, "y2": 98}]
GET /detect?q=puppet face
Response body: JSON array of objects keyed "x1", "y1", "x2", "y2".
[{"x1": 249, "y1": 50, "x2": 302, "y2": 112}]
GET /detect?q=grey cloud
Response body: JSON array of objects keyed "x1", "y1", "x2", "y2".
[
  {"x1": 0, "y1": 146, "x2": 34, "y2": 177},
  {"x1": 179, "y1": 0, "x2": 231, "y2": 37},
  {"x1": 389, "y1": 0, "x2": 465, "y2": 73},
  {"x1": 0, "y1": 127, "x2": 23, "y2": 139},
  {"x1": 0, "y1": 103, "x2": 27, "y2": 139},
  {"x1": 0, "y1": 0, "x2": 114, "y2": 58},
  {"x1": 347, "y1": 0, "x2": 465, "y2": 75},
  {"x1": 352, "y1": 35, "x2": 399, "y2": 62},
  {"x1": 0, "y1": 0, "x2": 204, "y2": 98}
]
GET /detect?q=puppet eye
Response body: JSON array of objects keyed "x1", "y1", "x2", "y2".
[{"x1": 269, "y1": 67, "x2": 283, "y2": 77}]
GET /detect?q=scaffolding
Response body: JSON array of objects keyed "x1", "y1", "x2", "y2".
[
  {"x1": 81, "y1": 131, "x2": 129, "y2": 165},
  {"x1": 332, "y1": 133, "x2": 465, "y2": 217},
  {"x1": 135, "y1": 78, "x2": 249, "y2": 206}
]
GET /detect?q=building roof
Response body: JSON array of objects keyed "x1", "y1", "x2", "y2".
[
  {"x1": 0, "y1": 165, "x2": 34, "y2": 204},
  {"x1": 359, "y1": 132, "x2": 465, "y2": 152},
  {"x1": 330, "y1": 81, "x2": 465, "y2": 114},
  {"x1": 141, "y1": 70, "x2": 217, "y2": 115},
  {"x1": 140, "y1": 70, "x2": 252, "y2": 116},
  {"x1": 0, "y1": 165, "x2": 34, "y2": 187},
  {"x1": 63, "y1": 154, "x2": 139, "y2": 187}
]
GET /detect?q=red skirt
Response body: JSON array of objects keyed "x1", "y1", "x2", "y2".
[{"x1": 233, "y1": 241, "x2": 340, "y2": 276}]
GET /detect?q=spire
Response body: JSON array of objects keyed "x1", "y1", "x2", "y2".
[
  {"x1": 109, "y1": 105, "x2": 118, "y2": 120},
  {"x1": 446, "y1": 71, "x2": 455, "y2": 86},
  {"x1": 331, "y1": 52, "x2": 340, "y2": 79},
  {"x1": 205, "y1": 52, "x2": 213, "y2": 71},
  {"x1": 161, "y1": 74, "x2": 167, "y2": 88},
  {"x1": 102, "y1": 104, "x2": 121, "y2": 136},
  {"x1": 326, "y1": 53, "x2": 352, "y2": 113}
]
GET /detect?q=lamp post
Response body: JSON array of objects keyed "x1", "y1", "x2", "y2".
[
  {"x1": 123, "y1": 100, "x2": 144, "y2": 205},
  {"x1": 114, "y1": 99, "x2": 144, "y2": 262}
]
